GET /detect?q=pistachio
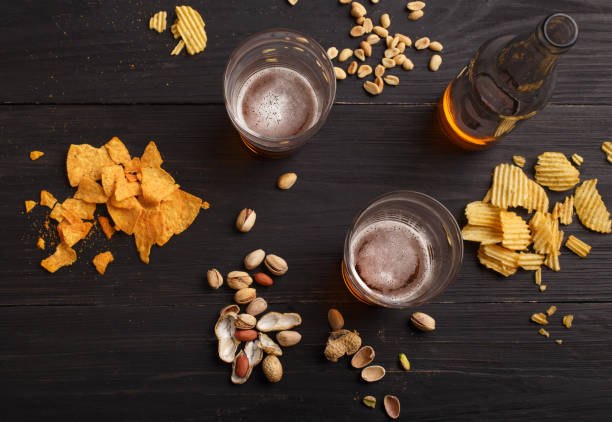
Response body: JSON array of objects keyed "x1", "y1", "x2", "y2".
[
  {"x1": 277, "y1": 172, "x2": 297, "y2": 190},
  {"x1": 373, "y1": 26, "x2": 388, "y2": 38},
  {"x1": 411, "y1": 312, "x2": 436, "y2": 331},
  {"x1": 347, "y1": 60, "x2": 358, "y2": 75},
  {"x1": 254, "y1": 272, "x2": 274, "y2": 286},
  {"x1": 562, "y1": 314, "x2": 574, "y2": 328},
  {"x1": 366, "y1": 34, "x2": 380, "y2": 44},
  {"x1": 429, "y1": 41, "x2": 443, "y2": 51},
  {"x1": 326, "y1": 46, "x2": 338, "y2": 59},
  {"x1": 262, "y1": 355, "x2": 283, "y2": 382},
  {"x1": 354, "y1": 48, "x2": 366, "y2": 62},
  {"x1": 246, "y1": 297, "x2": 268, "y2": 316},
  {"x1": 414, "y1": 37, "x2": 430, "y2": 50},
  {"x1": 350, "y1": 2, "x2": 366, "y2": 18},
  {"x1": 380, "y1": 13, "x2": 390, "y2": 28},
  {"x1": 206, "y1": 268, "x2": 223, "y2": 289},
  {"x1": 264, "y1": 254, "x2": 288, "y2": 276},
  {"x1": 361, "y1": 365, "x2": 386, "y2": 382},
  {"x1": 429, "y1": 54, "x2": 442, "y2": 71},
  {"x1": 362, "y1": 395, "x2": 376, "y2": 408},
  {"x1": 244, "y1": 249, "x2": 265, "y2": 270},
  {"x1": 363, "y1": 80, "x2": 380, "y2": 95},
  {"x1": 234, "y1": 329, "x2": 258, "y2": 342},
  {"x1": 531, "y1": 313, "x2": 548, "y2": 325},
  {"x1": 375, "y1": 64, "x2": 385, "y2": 77},
  {"x1": 334, "y1": 66, "x2": 347, "y2": 80},
  {"x1": 219, "y1": 304, "x2": 240, "y2": 317},
  {"x1": 402, "y1": 58, "x2": 414, "y2": 71},
  {"x1": 235, "y1": 313, "x2": 257, "y2": 329},
  {"x1": 407, "y1": 1, "x2": 425, "y2": 10},
  {"x1": 328, "y1": 308, "x2": 345, "y2": 331},
  {"x1": 350, "y1": 25, "x2": 366, "y2": 37},
  {"x1": 363, "y1": 17, "x2": 373, "y2": 33},
  {"x1": 227, "y1": 271, "x2": 253, "y2": 290},
  {"x1": 338, "y1": 48, "x2": 353, "y2": 62},
  {"x1": 357, "y1": 64, "x2": 372, "y2": 78},
  {"x1": 236, "y1": 208, "x2": 256, "y2": 232},
  {"x1": 351, "y1": 345, "x2": 375, "y2": 368},
  {"x1": 383, "y1": 395, "x2": 400, "y2": 419},
  {"x1": 398, "y1": 352, "x2": 410, "y2": 371},
  {"x1": 234, "y1": 287, "x2": 256, "y2": 305},
  {"x1": 360, "y1": 41, "x2": 372, "y2": 57},
  {"x1": 384, "y1": 75, "x2": 399, "y2": 86},
  {"x1": 408, "y1": 9, "x2": 424, "y2": 20},
  {"x1": 276, "y1": 330, "x2": 302, "y2": 347}
]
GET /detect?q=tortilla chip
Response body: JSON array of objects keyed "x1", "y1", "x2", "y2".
[
  {"x1": 66, "y1": 144, "x2": 114, "y2": 187},
  {"x1": 125, "y1": 172, "x2": 138, "y2": 182},
  {"x1": 158, "y1": 189, "x2": 202, "y2": 245},
  {"x1": 25, "y1": 200, "x2": 36, "y2": 213},
  {"x1": 124, "y1": 156, "x2": 142, "y2": 174},
  {"x1": 98, "y1": 216, "x2": 116, "y2": 239},
  {"x1": 41, "y1": 242, "x2": 77, "y2": 273},
  {"x1": 141, "y1": 166, "x2": 178, "y2": 205},
  {"x1": 62, "y1": 198, "x2": 96, "y2": 220},
  {"x1": 140, "y1": 141, "x2": 163, "y2": 168},
  {"x1": 101, "y1": 164, "x2": 125, "y2": 196},
  {"x1": 57, "y1": 220, "x2": 92, "y2": 247},
  {"x1": 106, "y1": 198, "x2": 143, "y2": 235},
  {"x1": 134, "y1": 209, "x2": 165, "y2": 263},
  {"x1": 104, "y1": 136, "x2": 131, "y2": 166},
  {"x1": 36, "y1": 237, "x2": 45, "y2": 250},
  {"x1": 30, "y1": 150, "x2": 44, "y2": 160},
  {"x1": 74, "y1": 177, "x2": 109, "y2": 204},
  {"x1": 40, "y1": 190, "x2": 58, "y2": 209},
  {"x1": 114, "y1": 178, "x2": 142, "y2": 202},
  {"x1": 93, "y1": 251, "x2": 114, "y2": 275}
]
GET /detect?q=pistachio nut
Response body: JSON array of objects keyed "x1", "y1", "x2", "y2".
[
  {"x1": 235, "y1": 313, "x2": 257, "y2": 330},
  {"x1": 236, "y1": 208, "x2": 256, "y2": 232},
  {"x1": 277, "y1": 173, "x2": 297, "y2": 190},
  {"x1": 246, "y1": 297, "x2": 268, "y2": 316},
  {"x1": 410, "y1": 312, "x2": 436, "y2": 331},
  {"x1": 362, "y1": 395, "x2": 376, "y2": 408},
  {"x1": 398, "y1": 353, "x2": 410, "y2": 371},
  {"x1": 234, "y1": 287, "x2": 256, "y2": 305},
  {"x1": 206, "y1": 268, "x2": 223, "y2": 289},
  {"x1": 264, "y1": 254, "x2": 288, "y2": 276},
  {"x1": 227, "y1": 271, "x2": 253, "y2": 290},
  {"x1": 244, "y1": 249, "x2": 265, "y2": 270}
]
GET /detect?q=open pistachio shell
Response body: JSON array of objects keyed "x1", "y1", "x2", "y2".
[
  {"x1": 258, "y1": 332, "x2": 283, "y2": 356},
  {"x1": 231, "y1": 340, "x2": 263, "y2": 384},
  {"x1": 361, "y1": 365, "x2": 386, "y2": 382},
  {"x1": 351, "y1": 345, "x2": 375, "y2": 369},
  {"x1": 256, "y1": 312, "x2": 302, "y2": 332},
  {"x1": 219, "y1": 304, "x2": 240, "y2": 317},
  {"x1": 215, "y1": 311, "x2": 239, "y2": 363},
  {"x1": 383, "y1": 395, "x2": 400, "y2": 419}
]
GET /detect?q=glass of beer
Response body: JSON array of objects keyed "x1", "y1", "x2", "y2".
[
  {"x1": 342, "y1": 191, "x2": 463, "y2": 308},
  {"x1": 223, "y1": 29, "x2": 336, "y2": 158}
]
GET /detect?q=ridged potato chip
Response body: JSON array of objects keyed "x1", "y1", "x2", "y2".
[
  {"x1": 30, "y1": 150, "x2": 44, "y2": 160},
  {"x1": 534, "y1": 267, "x2": 542, "y2": 285},
  {"x1": 558, "y1": 195, "x2": 574, "y2": 225},
  {"x1": 574, "y1": 179, "x2": 611, "y2": 233},
  {"x1": 175, "y1": 6, "x2": 207, "y2": 56},
  {"x1": 565, "y1": 235, "x2": 591, "y2": 258},
  {"x1": 571, "y1": 153, "x2": 583, "y2": 166},
  {"x1": 490, "y1": 163, "x2": 548, "y2": 212},
  {"x1": 477, "y1": 245, "x2": 518, "y2": 277},
  {"x1": 518, "y1": 252, "x2": 545, "y2": 271},
  {"x1": 602, "y1": 142, "x2": 612, "y2": 163},
  {"x1": 534, "y1": 152, "x2": 580, "y2": 191},
  {"x1": 41, "y1": 242, "x2": 77, "y2": 273},
  {"x1": 171, "y1": 40, "x2": 185, "y2": 56},
  {"x1": 461, "y1": 224, "x2": 502, "y2": 245},
  {"x1": 465, "y1": 201, "x2": 501, "y2": 228},
  {"x1": 149, "y1": 11, "x2": 167, "y2": 33},
  {"x1": 529, "y1": 212, "x2": 556, "y2": 255},
  {"x1": 500, "y1": 211, "x2": 531, "y2": 250},
  {"x1": 512, "y1": 155, "x2": 526, "y2": 167}
]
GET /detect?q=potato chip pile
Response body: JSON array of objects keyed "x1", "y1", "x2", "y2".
[
  {"x1": 149, "y1": 6, "x2": 207, "y2": 56},
  {"x1": 463, "y1": 152, "x2": 611, "y2": 287},
  {"x1": 36, "y1": 137, "x2": 205, "y2": 274}
]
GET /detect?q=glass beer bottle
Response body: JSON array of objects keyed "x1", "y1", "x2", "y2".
[{"x1": 439, "y1": 13, "x2": 578, "y2": 150}]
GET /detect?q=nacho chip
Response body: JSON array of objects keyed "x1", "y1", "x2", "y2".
[
  {"x1": 40, "y1": 190, "x2": 58, "y2": 209},
  {"x1": 97, "y1": 216, "x2": 116, "y2": 239},
  {"x1": 141, "y1": 166, "x2": 178, "y2": 205},
  {"x1": 512, "y1": 155, "x2": 526, "y2": 167},
  {"x1": 477, "y1": 245, "x2": 518, "y2": 277},
  {"x1": 66, "y1": 144, "x2": 114, "y2": 187},
  {"x1": 113, "y1": 178, "x2": 142, "y2": 202},
  {"x1": 57, "y1": 220, "x2": 92, "y2": 247},
  {"x1": 104, "y1": 137, "x2": 131, "y2": 166},
  {"x1": 171, "y1": 40, "x2": 185, "y2": 56},
  {"x1": 49, "y1": 203, "x2": 80, "y2": 224},
  {"x1": 500, "y1": 211, "x2": 531, "y2": 250},
  {"x1": 36, "y1": 237, "x2": 45, "y2": 250},
  {"x1": 74, "y1": 177, "x2": 109, "y2": 204},
  {"x1": 534, "y1": 152, "x2": 580, "y2": 191},
  {"x1": 461, "y1": 224, "x2": 502, "y2": 245},
  {"x1": 25, "y1": 200, "x2": 36, "y2": 213},
  {"x1": 30, "y1": 150, "x2": 44, "y2": 160},
  {"x1": 157, "y1": 189, "x2": 202, "y2": 245},
  {"x1": 518, "y1": 252, "x2": 545, "y2": 271},
  {"x1": 149, "y1": 11, "x2": 167, "y2": 33},
  {"x1": 124, "y1": 156, "x2": 142, "y2": 174},
  {"x1": 602, "y1": 141, "x2": 612, "y2": 163},
  {"x1": 134, "y1": 209, "x2": 165, "y2": 263},
  {"x1": 571, "y1": 153, "x2": 583, "y2": 167},
  {"x1": 140, "y1": 141, "x2": 163, "y2": 168},
  {"x1": 106, "y1": 198, "x2": 143, "y2": 235},
  {"x1": 574, "y1": 179, "x2": 611, "y2": 233},
  {"x1": 125, "y1": 172, "x2": 138, "y2": 183},
  {"x1": 101, "y1": 164, "x2": 124, "y2": 196},
  {"x1": 41, "y1": 242, "x2": 77, "y2": 273},
  {"x1": 93, "y1": 251, "x2": 114, "y2": 275},
  {"x1": 465, "y1": 201, "x2": 501, "y2": 228},
  {"x1": 565, "y1": 235, "x2": 591, "y2": 258},
  {"x1": 175, "y1": 5, "x2": 207, "y2": 55},
  {"x1": 62, "y1": 198, "x2": 96, "y2": 220}
]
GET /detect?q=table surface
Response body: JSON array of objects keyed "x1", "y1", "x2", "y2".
[{"x1": 1, "y1": 1, "x2": 611, "y2": 421}]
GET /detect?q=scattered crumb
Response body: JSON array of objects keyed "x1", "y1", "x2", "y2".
[
  {"x1": 29, "y1": 151, "x2": 45, "y2": 160},
  {"x1": 36, "y1": 237, "x2": 45, "y2": 250},
  {"x1": 202, "y1": 201, "x2": 210, "y2": 210},
  {"x1": 538, "y1": 328, "x2": 550, "y2": 338},
  {"x1": 555, "y1": 339, "x2": 563, "y2": 344},
  {"x1": 25, "y1": 200, "x2": 37, "y2": 213}
]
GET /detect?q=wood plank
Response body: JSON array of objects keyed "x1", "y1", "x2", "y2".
[
  {"x1": 0, "y1": 0, "x2": 610, "y2": 105},
  {"x1": 1, "y1": 303, "x2": 609, "y2": 421},
  {"x1": 1, "y1": 104, "x2": 611, "y2": 306}
]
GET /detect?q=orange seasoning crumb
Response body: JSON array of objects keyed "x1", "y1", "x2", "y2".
[
  {"x1": 30, "y1": 151, "x2": 45, "y2": 160},
  {"x1": 98, "y1": 216, "x2": 116, "y2": 240},
  {"x1": 93, "y1": 251, "x2": 114, "y2": 275},
  {"x1": 36, "y1": 237, "x2": 45, "y2": 250},
  {"x1": 25, "y1": 200, "x2": 37, "y2": 213},
  {"x1": 202, "y1": 201, "x2": 210, "y2": 210},
  {"x1": 40, "y1": 190, "x2": 58, "y2": 209}
]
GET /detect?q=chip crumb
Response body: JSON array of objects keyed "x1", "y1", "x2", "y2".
[
  {"x1": 538, "y1": 328, "x2": 550, "y2": 338},
  {"x1": 36, "y1": 237, "x2": 45, "y2": 250},
  {"x1": 98, "y1": 216, "x2": 116, "y2": 240},
  {"x1": 602, "y1": 141, "x2": 612, "y2": 163},
  {"x1": 30, "y1": 151, "x2": 45, "y2": 160},
  {"x1": 539, "y1": 284, "x2": 547, "y2": 292},
  {"x1": 534, "y1": 267, "x2": 542, "y2": 285},
  {"x1": 546, "y1": 305, "x2": 557, "y2": 316},
  {"x1": 512, "y1": 155, "x2": 526, "y2": 167},
  {"x1": 202, "y1": 201, "x2": 210, "y2": 210},
  {"x1": 531, "y1": 313, "x2": 548, "y2": 325},
  {"x1": 41, "y1": 242, "x2": 77, "y2": 273},
  {"x1": 571, "y1": 153, "x2": 583, "y2": 166},
  {"x1": 40, "y1": 190, "x2": 58, "y2": 209},
  {"x1": 149, "y1": 11, "x2": 167, "y2": 33},
  {"x1": 170, "y1": 40, "x2": 185, "y2": 56},
  {"x1": 25, "y1": 200, "x2": 37, "y2": 213},
  {"x1": 562, "y1": 314, "x2": 573, "y2": 328},
  {"x1": 565, "y1": 234, "x2": 591, "y2": 258},
  {"x1": 555, "y1": 339, "x2": 563, "y2": 344},
  {"x1": 93, "y1": 251, "x2": 114, "y2": 275}
]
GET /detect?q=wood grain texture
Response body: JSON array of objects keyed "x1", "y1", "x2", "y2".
[{"x1": 0, "y1": 0, "x2": 611, "y2": 105}]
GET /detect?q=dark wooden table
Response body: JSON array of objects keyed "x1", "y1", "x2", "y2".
[{"x1": 1, "y1": 1, "x2": 611, "y2": 420}]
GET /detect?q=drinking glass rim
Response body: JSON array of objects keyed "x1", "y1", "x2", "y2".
[{"x1": 223, "y1": 28, "x2": 336, "y2": 145}]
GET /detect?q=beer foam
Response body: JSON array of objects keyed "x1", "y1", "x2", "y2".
[
  {"x1": 237, "y1": 67, "x2": 318, "y2": 139},
  {"x1": 353, "y1": 220, "x2": 430, "y2": 295}
]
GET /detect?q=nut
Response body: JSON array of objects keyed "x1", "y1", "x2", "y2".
[
  {"x1": 328, "y1": 308, "x2": 345, "y2": 330},
  {"x1": 402, "y1": 58, "x2": 414, "y2": 70},
  {"x1": 264, "y1": 254, "x2": 288, "y2": 276},
  {"x1": 350, "y1": 2, "x2": 367, "y2": 18},
  {"x1": 429, "y1": 54, "x2": 442, "y2": 71},
  {"x1": 382, "y1": 57, "x2": 395, "y2": 68},
  {"x1": 362, "y1": 395, "x2": 376, "y2": 408},
  {"x1": 354, "y1": 48, "x2": 366, "y2": 61},
  {"x1": 395, "y1": 33, "x2": 412, "y2": 47},
  {"x1": 236, "y1": 208, "x2": 256, "y2": 232},
  {"x1": 227, "y1": 271, "x2": 253, "y2": 290},
  {"x1": 407, "y1": 1, "x2": 426, "y2": 10},
  {"x1": 530, "y1": 313, "x2": 548, "y2": 325},
  {"x1": 373, "y1": 26, "x2": 388, "y2": 38},
  {"x1": 356, "y1": 16, "x2": 365, "y2": 25},
  {"x1": 383, "y1": 395, "x2": 400, "y2": 420},
  {"x1": 357, "y1": 64, "x2": 373, "y2": 78},
  {"x1": 206, "y1": 268, "x2": 223, "y2": 289},
  {"x1": 385, "y1": 35, "x2": 393, "y2": 48},
  {"x1": 408, "y1": 10, "x2": 424, "y2": 20},
  {"x1": 246, "y1": 297, "x2": 267, "y2": 316},
  {"x1": 276, "y1": 330, "x2": 302, "y2": 347},
  {"x1": 384, "y1": 75, "x2": 399, "y2": 86},
  {"x1": 375, "y1": 76, "x2": 384, "y2": 93},
  {"x1": 234, "y1": 329, "x2": 258, "y2": 341},
  {"x1": 393, "y1": 54, "x2": 406, "y2": 65},
  {"x1": 334, "y1": 66, "x2": 347, "y2": 80},
  {"x1": 360, "y1": 41, "x2": 372, "y2": 57},
  {"x1": 347, "y1": 60, "x2": 358, "y2": 75},
  {"x1": 343, "y1": 330, "x2": 362, "y2": 354},
  {"x1": 363, "y1": 17, "x2": 373, "y2": 33},
  {"x1": 262, "y1": 355, "x2": 283, "y2": 382},
  {"x1": 361, "y1": 365, "x2": 385, "y2": 382},
  {"x1": 327, "y1": 46, "x2": 338, "y2": 59},
  {"x1": 235, "y1": 354, "x2": 249, "y2": 378},
  {"x1": 339, "y1": 0, "x2": 351, "y2": 3},
  {"x1": 244, "y1": 249, "x2": 265, "y2": 270},
  {"x1": 366, "y1": 34, "x2": 380, "y2": 44},
  {"x1": 234, "y1": 287, "x2": 256, "y2": 305},
  {"x1": 363, "y1": 80, "x2": 381, "y2": 95},
  {"x1": 411, "y1": 312, "x2": 436, "y2": 331},
  {"x1": 546, "y1": 305, "x2": 557, "y2": 316},
  {"x1": 397, "y1": 41, "x2": 406, "y2": 53},
  {"x1": 277, "y1": 172, "x2": 297, "y2": 190},
  {"x1": 414, "y1": 37, "x2": 430, "y2": 50},
  {"x1": 235, "y1": 313, "x2": 257, "y2": 329},
  {"x1": 384, "y1": 48, "x2": 400, "y2": 58},
  {"x1": 562, "y1": 314, "x2": 574, "y2": 328},
  {"x1": 380, "y1": 13, "x2": 390, "y2": 28},
  {"x1": 338, "y1": 48, "x2": 353, "y2": 62},
  {"x1": 398, "y1": 352, "x2": 410, "y2": 371},
  {"x1": 375, "y1": 64, "x2": 385, "y2": 77},
  {"x1": 350, "y1": 25, "x2": 366, "y2": 37},
  {"x1": 429, "y1": 41, "x2": 443, "y2": 51},
  {"x1": 254, "y1": 272, "x2": 274, "y2": 286},
  {"x1": 287, "y1": 0, "x2": 298, "y2": 5}
]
